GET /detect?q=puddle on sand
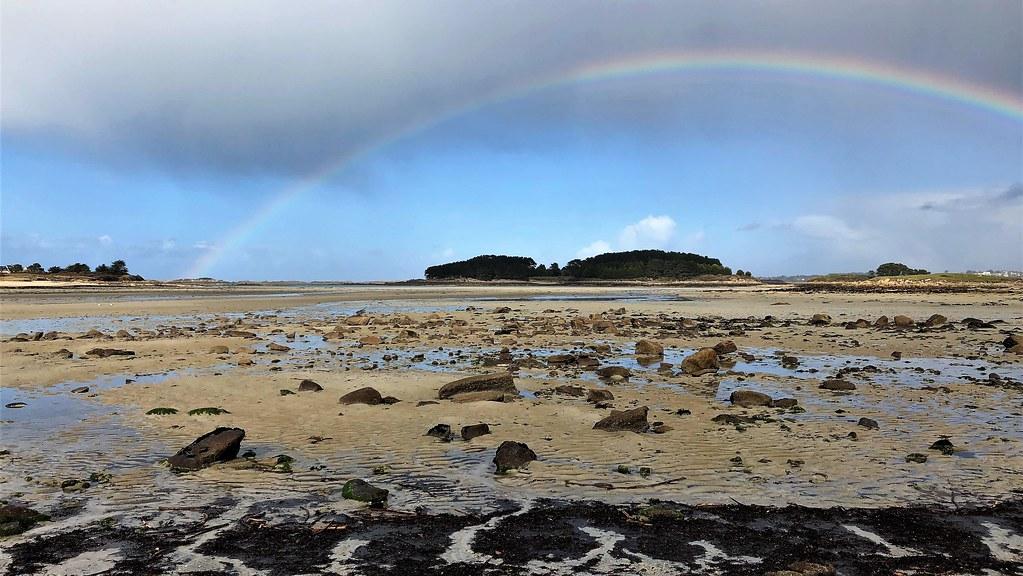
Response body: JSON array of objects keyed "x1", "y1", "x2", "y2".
[{"x1": 472, "y1": 293, "x2": 692, "y2": 303}]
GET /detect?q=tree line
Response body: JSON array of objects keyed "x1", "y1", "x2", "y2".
[
  {"x1": 425, "y1": 250, "x2": 738, "y2": 280},
  {"x1": 2, "y1": 260, "x2": 142, "y2": 280}
]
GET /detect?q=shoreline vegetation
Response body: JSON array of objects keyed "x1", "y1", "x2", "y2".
[{"x1": 1, "y1": 253, "x2": 1020, "y2": 294}]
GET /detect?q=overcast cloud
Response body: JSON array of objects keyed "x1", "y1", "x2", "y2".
[{"x1": 3, "y1": 1, "x2": 1020, "y2": 177}]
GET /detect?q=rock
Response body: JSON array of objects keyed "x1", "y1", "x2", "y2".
[
  {"x1": 681, "y1": 348, "x2": 719, "y2": 375},
  {"x1": 546, "y1": 354, "x2": 577, "y2": 365},
  {"x1": 857, "y1": 417, "x2": 879, "y2": 430},
  {"x1": 587, "y1": 389, "x2": 614, "y2": 403},
  {"x1": 5, "y1": 402, "x2": 27, "y2": 409},
  {"x1": 345, "y1": 316, "x2": 372, "y2": 326},
  {"x1": 593, "y1": 406, "x2": 649, "y2": 433},
  {"x1": 225, "y1": 330, "x2": 257, "y2": 338},
  {"x1": 267, "y1": 342, "x2": 291, "y2": 352},
  {"x1": 893, "y1": 315, "x2": 914, "y2": 328},
  {"x1": 339, "y1": 387, "x2": 384, "y2": 405},
  {"x1": 167, "y1": 427, "x2": 245, "y2": 471},
  {"x1": 905, "y1": 453, "x2": 927, "y2": 463},
  {"x1": 71, "y1": 386, "x2": 89, "y2": 394},
  {"x1": 770, "y1": 398, "x2": 799, "y2": 409},
  {"x1": 210, "y1": 345, "x2": 230, "y2": 354},
  {"x1": 635, "y1": 340, "x2": 664, "y2": 357},
  {"x1": 0, "y1": 505, "x2": 49, "y2": 537},
  {"x1": 426, "y1": 424, "x2": 454, "y2": 442},
  {"x1": 819, "y1": 379, "x2": 856, "y2": 391},
  {"x1": 358, "y1": 335, "x2": 383, "y2": 346},
  {"x1": 929, "y1": 438, "x2": 954, "y2": 455},
  {"x1": 781, "y1": 355, "x2": 800, "y2": 368},
  {"x1": 810, "y1": 314, "x2": 832, "y2": 326},
  {"x1": 493, "y1": 441, "x2": 537, "y2": 473},
  {"x1": 924, "y1": 314, "x2": 947, "y2": 327},
  {"x1": 554, "y1": 385, "x2": 586, "y2": 397},
  {"x1": 341, "y1": 479, "x2": 388, "y2": 504},
  {"x1": 438, "y1": 373, "x2": 517, "y2": 399},
  {"x1": 298, "y1": 379, "x2": 323, "y2": 392},
  {"x1": 53, "y1": 349, "x2": 73, "y2": 359},
  {"x1": 596, "y1": 366, "x2": 631, "y2": 380},
  {"x1": 729, "y1": 390, "x2": 773, "y2": 407},
  {"x1": 650, "y1": 424, "x2": 673, "y2": 434},
  {"x1": 450, "y1": 391, "x2": 519, "y2": 403},
  {"x1": 85, "y1": 348, "x2": 135, "y2": 358},
  {"x1": 416, "y1": 400, "x2": 439, "y2": 407},
  {"x1": 461, "y1": 423, "x2": 491, "y2": 441},
  {"x1": 713, "y1": 340, "x2": 738, "y2": 355},
  {"x1": 712, "y1": 414, "x2": 754, "y2": 425},
  {"x1": 874, "y1": 315, "x2": 889, "y2": 328}
]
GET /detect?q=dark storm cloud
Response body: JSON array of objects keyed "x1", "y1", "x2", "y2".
[{"x1": 2, "y1": 0, "x2": 1020, "y2": 177}]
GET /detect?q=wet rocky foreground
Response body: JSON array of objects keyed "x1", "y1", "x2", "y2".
[
  {"x1": 3, "y1": 289, "x2": 1023, "y2": 574},
  {"x1": 2, "y1": 496, "x2": 1022, "y2": 575}
]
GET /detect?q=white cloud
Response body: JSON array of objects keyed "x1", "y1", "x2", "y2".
[
  {"x1": 161, "y1": 239, "x2": 176, "y2": 251},
  {"x1": 576, "y1": 214, "x2": 687, "y2": 259},
  {"x1": 576, "y1": 240, "x2": 611, "y2": 259},
  {"x1": 192, "y1": 240, "x2": 212, "y2": 250},
  {"x1": 97, "y1": 234, "x2": 112, "y2": 246},
  {"x1": 618, "y1": 215, "x2": 677, "y2": 249}
]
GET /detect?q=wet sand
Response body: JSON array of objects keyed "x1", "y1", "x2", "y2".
[{"x1": 1, "y1": 284, "x2": 1021, "y2": 574}]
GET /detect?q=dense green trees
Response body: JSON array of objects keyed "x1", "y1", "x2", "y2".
[
  {"x1": 876, "y1": 262, "x2": 929, "y2": 276},
  {"x1": 425, "y1": 250, "x2": 732, "y2": 280},
  {"x1": 425, "y1": 255, "x2": 539, "y2": 280},
  {"x1": 3, "y1": 260, "x2": 135, "y2": 278},
  {"x1": 561, "y1": 250, "x2": 731, "y2": 279}
]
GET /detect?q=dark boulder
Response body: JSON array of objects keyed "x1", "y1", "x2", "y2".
[
  {"x1": 729, "y1": 390, "x2": 772, "y2": 407},
  {"x1": 595, "y1": 366, "x2": 631, "y2": 380},
  {"x1": 635, "y1": 340, "x2": 664, "y2": 357},
  {"x1": 438, "y1": 373, "x2": 517, "y2": 399},
  {"x1": 593, "y1": 406, "x2": 649, "y2": 433},
  {"x1": 713, "y1": 340, "x2": 738, "y2": 355},
  {"x1": 819, "y1": 379, "x2": 856, "y2": 391},
  {"x1": 493, "y1": 441, "x2": 537, "y2": 473},
  {"x1": 810, "y1": 314, "x2": 832, "y2": 326},
  {"x1": 0, "y1": 505, "x2": 49, "y2": 537},
  {"x1": 167, "y1": 427, "x2": 245, "y2": 471},
  {"x1": 341, "y1": 479, "x2": 388, "y2": 505},
  {"x1": 682, "y1": 348, "x2": 719, "y2": 375},
  {"x1": 857, "y1": 417, "x2": 879, "y2": 430},
  {"x1": 298, "y1": 379, "x2": 323, "y2": 392},
  {"x1": 461, "y1": 423, "x2": 491, "y2": 441},
  {"x1": 770, "y1": 397, "x2": 799, "y2": 409},
  {"x1": 426, "y1": 424, "x2": 454, "y2": 442},
  {"x1": 586, "y1": 389, "x2": 614, "y2": 403},
  {"x1": 339, "y1": 387, "x2": 383, "y2": 405}
]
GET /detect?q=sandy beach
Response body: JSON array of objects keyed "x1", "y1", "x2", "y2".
[{"x1": 1, "y1": 283, "x2": 1022, "y2": 574}]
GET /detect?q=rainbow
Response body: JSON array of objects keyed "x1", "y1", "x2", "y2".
[{"x1": 184, "y1": 50, "x2": 1023, "y2": 278}]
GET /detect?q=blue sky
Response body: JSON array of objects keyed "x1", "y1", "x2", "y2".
[{"x1": 2, "y1": 2, "x2": 1021, "y2": 280}]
